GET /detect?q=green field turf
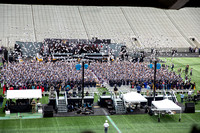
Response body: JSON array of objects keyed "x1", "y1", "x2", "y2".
[
  {"x1": 0, "y1": 113, "x2": 199, "y2": 133},
  {"x1": 0, "y1": 57, "x2": 200, "y2": 133}
]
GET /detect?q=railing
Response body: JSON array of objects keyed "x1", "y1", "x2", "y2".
[
  {"x1": 163, "y1": 89, "x2": 167, "y2": 97},
  {"x1": 64, "y1": 91, "x2": 68, "y2": 107},
  {"x1": 55, "y1": 91, "x2": 58, "y2": 108},
  {"x1": 171, "y1": 90, "x2": 178, "y2": 103},
  {"x1": 119, "y1": 91, "x2": 127, "y2": 112}
]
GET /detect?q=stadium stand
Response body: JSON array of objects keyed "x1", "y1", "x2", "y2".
[
  {"x1": 166, "y1": 8, "x2": 200, "y2": 47},
  {"x1": 0, "y1": 4, "x2": 199, "y2": 52}
]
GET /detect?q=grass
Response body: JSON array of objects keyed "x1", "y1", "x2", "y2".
[
  {"x1": 110, "y1": 113, "x2": 200, "y2": 133},
  {"x1": 0, "y1": 116, "x2": 116, "y2": 133},
  {"x1": 0, "y1": 113, "x2": 199, "y2": 133}
]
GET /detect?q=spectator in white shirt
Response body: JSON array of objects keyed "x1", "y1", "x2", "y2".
[{"x1": 103, "y1": 120, "x2": 109, "y2": 133}]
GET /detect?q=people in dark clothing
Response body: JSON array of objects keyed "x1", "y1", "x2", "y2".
[
  {"x1": 136, "y1": 84, "x2": 141, "y2": 93},
  {"x1": 56, "y1": 83, "x2": 60, "y2": 99},
  {"x1": 0, "y1": 95, "x2": 4, "y2": 108},
  {"x1": 185, "y1": 65, "x2": 189, "y2": 75},
  {"x1": 171, "y1": 63, "x2": 174, "y2": 71},
  {"x1": 114, "y1": 85, "x2": 118, "y2": 97},
  {"x1": 190, "y1": 68, "x2": 193, "y2": 76}
]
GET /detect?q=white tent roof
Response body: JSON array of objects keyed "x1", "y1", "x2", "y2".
[
  {"x1": 152, "y1": 99, "x2": 181, "y2": 111},
  {"x1": 6, "y1": 89, "x2": 42, "y2": 99},
  {"x1": 123, "y1": 92, "x2": 147, "y2": 103}
]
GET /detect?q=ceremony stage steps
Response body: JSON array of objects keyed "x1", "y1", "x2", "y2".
[
  {"x1": 114, "y1": 98, "x2": 126, "y2": 114},
  {"x1": 57, "y1": 97, "x2": 68, "y2": 113}
]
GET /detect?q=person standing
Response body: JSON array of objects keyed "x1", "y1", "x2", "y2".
[
  {"x1": 190, "y1": 68, "x2": 193, "y2": 76},
  {"x1": 56, "y1": 83, "x2": 60, "y2": 99},
  {"x1": 188, "y1": 89, "x2": 192, "y2": 101},
  {"x1": 103, "y1": 120, "x2": 109, "y2": 133},
  {"x1": 31, "y1": 99, "x2": 36, "y2": 113},
  {"x1": 114, "y1": 84, "x2": 118, "y2": 98},
  {"x1": 185, "y1": 65, "x2": 189, "y2": 75},
  {"x1": 171, "y1": 63, "x2": 174, "y2": 71},
  {"x1": 199, "y1": 47, "x2": 200, "y2": 55},
  {"x1": 136, "y1": 84, "x2": 141, "y2": 93},
  {"x1": 0, "y1": 95, "x2": 4, "y2": 108},
  {"x1": 180, "y1": 92, "x2": 184, "y2": 103}
]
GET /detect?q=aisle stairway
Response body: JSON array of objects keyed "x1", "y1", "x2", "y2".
[
  {"x1": 114, "y1": 98, "x2": 126, "y2": 114},
  {"x1": 57, "y1": 98, "x2": 68, "y2": 113}
]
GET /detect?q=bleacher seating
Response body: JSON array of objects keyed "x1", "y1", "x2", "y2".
[{"x1": 0, "y1": 4, "x2": 199, "y2": 52}]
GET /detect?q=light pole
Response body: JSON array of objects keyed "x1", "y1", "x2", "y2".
[
  {"x1": 149, "y1": 60, "x2": 161, "y2": 101},
  {"x1": 76, "y1": 60, "x2": 88, "y2": 107},
  {"x1": 153, "y1": 60, "x2": 157, "y2": 101},
  {"x1": 81, "y1": 61, "x2": 85, "y2": 105}
]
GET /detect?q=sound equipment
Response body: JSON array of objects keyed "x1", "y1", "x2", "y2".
[
  {"x1": 109, "y1": 110, "x2": 116, "y2": 115},
  {"x1": 48, "y1": 99, "x2": 56, "y2": 110},
  {"x1": 43, "y1": 105, "x2": 54, "y2": 117},
  {"x1": 77, "y1": 109, "x2": 82, "y2": 114},
  {"x1": 185, "y1": 103, "x2": 195, "y2": 113}
]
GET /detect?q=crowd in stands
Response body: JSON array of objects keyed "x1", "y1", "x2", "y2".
[
  {"x1": 41, "y1": 39, "x2": 100, "y2": 55},
  {"x1": 1, "y1": 58, "x2": 196, "y2": 95}
]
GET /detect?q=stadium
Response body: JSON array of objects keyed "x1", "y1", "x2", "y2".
[{"x1": 0, "y1": 0, "x2": 200, "y2": 133}]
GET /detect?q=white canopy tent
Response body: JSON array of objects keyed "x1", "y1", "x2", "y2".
[
  {"x1": 122, "y1": 92, "x2": 147, "y2": 103},
  {"x1": 7, "y1": 89, "x2": 42, "y2": 99},
  {"x1": 152, "y1": 99, "x2": 181, "y2": 111},
  {"x1": 152, "y1": 99, "x2": 182, "y2": 122}
]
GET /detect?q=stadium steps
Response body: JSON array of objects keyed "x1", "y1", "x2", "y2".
[
  {"x1": 57, "y1": 99, "x2": 68, "y2": 113},
  {"x1": 114, "y1": 99, "x2": 126, "y2": 114}
]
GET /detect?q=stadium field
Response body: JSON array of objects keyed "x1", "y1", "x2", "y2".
[
  {"x1": 0, "y1": 57, "x2": 200, "y2": 133},
  {"x1": 0, "y1": 113, "x2": 199, "y2": 133}
]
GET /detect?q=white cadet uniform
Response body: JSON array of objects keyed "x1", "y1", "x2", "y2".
[{"x1": 104, "y1": 120, "x2": 109, "y2": 133}]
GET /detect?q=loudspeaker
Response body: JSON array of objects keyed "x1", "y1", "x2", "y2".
[
  {"x1": 185, "y1": 103, "x2": 195, "y2": 113},
  {"x1": 43, "y1": 105, "x2": 54, "y2": 117}
]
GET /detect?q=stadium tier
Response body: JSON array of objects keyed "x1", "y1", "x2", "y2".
[{"x1": 0, "y1": 4, "x2": 200, "y2": 52}]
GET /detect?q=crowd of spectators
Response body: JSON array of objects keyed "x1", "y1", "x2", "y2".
[
  {"x1": 1, "y1": 58, "x2": 196, "y2": 95},
  {"x1": 1, "y1": 60, "x2": 97, "y2": 94},
  {"x1": 41, "y1": 39, "x2": 100, "y2": 55},
  {"x1": 89, "y1": 61, "x2": 196, "y2": 91}
]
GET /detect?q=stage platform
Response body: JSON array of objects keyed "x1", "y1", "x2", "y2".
[
  {"x1": 105, "y1": 84, "x2": 194, "y2": 94},
  {"x1": 54, "y1": 107, "x2": 147, "y2": 117},
  {"x1": 0, "y1": 102, "x2": 185, "y2": 120}
]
